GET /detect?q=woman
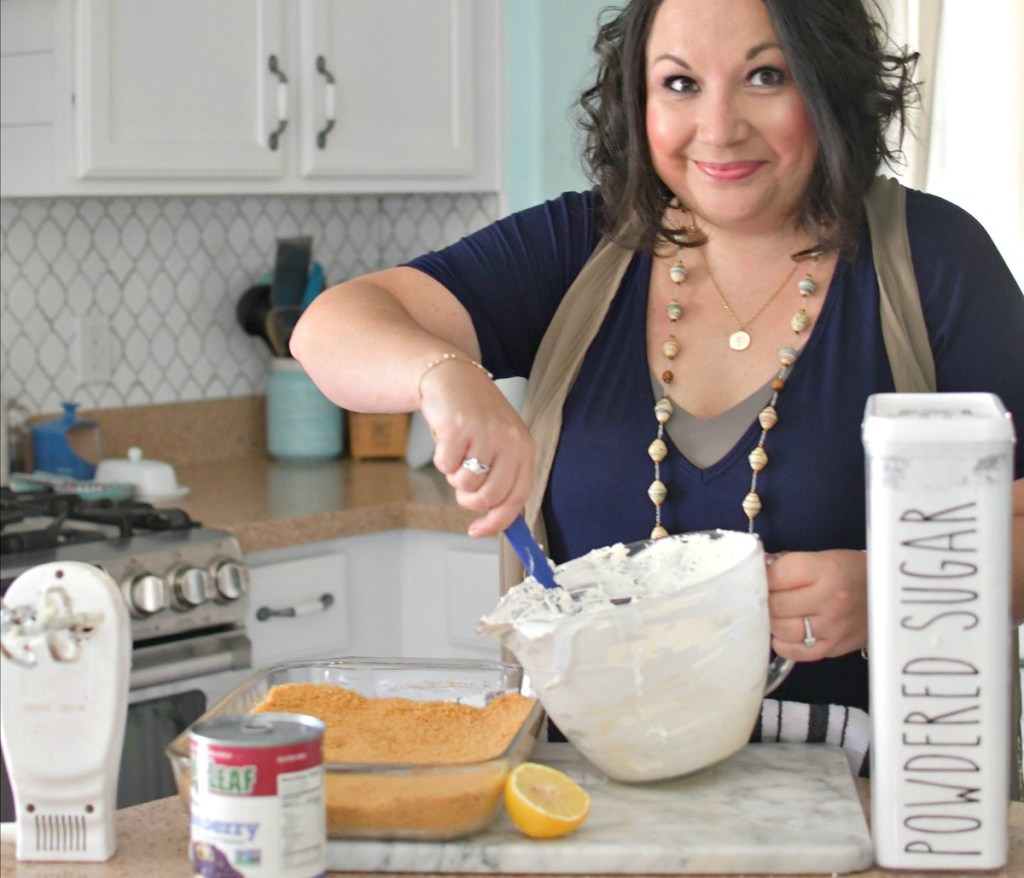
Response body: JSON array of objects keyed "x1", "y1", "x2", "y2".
[{"x1": 292, "y1": 0, "x2": 1024, "y2": 723}]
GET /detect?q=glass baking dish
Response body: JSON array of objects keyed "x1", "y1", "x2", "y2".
[{"x1": 166, "y1": 657, "x2": 544, "y2": 840}]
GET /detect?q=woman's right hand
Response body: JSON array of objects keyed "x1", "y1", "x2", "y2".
[
  {"x1": 291, "y1": 267, "x2": 535, "y2": 535},
  {"x1": 418, "y1": 359, "x2": 536, "y2": 537}
]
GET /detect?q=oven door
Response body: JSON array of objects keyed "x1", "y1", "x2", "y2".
[{"x1": 118, "y1": 628, "x2": 253, "y2": 810}]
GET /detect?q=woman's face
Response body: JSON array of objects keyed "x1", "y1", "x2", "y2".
[{"x1": 645, "y1": 0, "x2": 818, "y2": 235}]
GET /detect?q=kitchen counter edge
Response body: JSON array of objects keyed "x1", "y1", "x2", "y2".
[
  {"x1": 2, "y1": 784, "x2": 1023, "y2": 878},
  {"x1": 173, "y1": 457, "x2": 474, "y2": 554}
]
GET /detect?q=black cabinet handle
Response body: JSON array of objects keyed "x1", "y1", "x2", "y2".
[
  {"x1": 256, "y1": 592, "x2": 334, "y2": 622},
  {"x1": 315, "y1": 56, "x2": 336, "y2": 149},
  {"x1": 267, "y1": 54, "x2": 289, "y2": 150}
]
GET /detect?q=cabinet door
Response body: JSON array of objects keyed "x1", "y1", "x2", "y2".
[
  {"x1": 298, "y1": 0, "x2": 474, "y2": 179},
  {"x1": 246, "y1": 553, "x2": 351, "y2": 667},
  {"x1": 398, "y1": 531, "x2": 500, "y2": 660},
  {"x1": 74, "y1": 0, "x2": 287, "y2": 178}
]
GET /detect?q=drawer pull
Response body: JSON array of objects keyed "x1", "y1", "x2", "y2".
[
  {"x1": 256, "y1": 592, "x2": 334, "y2": 622},
  {"x1": 315, "y1": 55, "x2": 337, "y2": 149},
  {"x1": 267, "y1": 54, "x2": 289, "y2": 151}
]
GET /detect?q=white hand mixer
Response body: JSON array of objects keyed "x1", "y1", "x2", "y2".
[{"x1": 1, "y1": 561, "x2": 131, "y2": 862}]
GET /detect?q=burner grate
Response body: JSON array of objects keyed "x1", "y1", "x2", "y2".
[
  {"x1": 0, "y1": 487, "x2": 200, "y2": 554},
  {"x1": 66, "y1": 504, "x2": 198, "y2": 538}
]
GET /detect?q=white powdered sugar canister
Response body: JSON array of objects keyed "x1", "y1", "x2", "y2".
[{"x1": 863, "y1": 392, "x2": 1016, "y2": 871}]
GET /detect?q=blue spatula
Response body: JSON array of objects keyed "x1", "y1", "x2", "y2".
[{"x1": 503, "y1": 515, "x2": 560, "y2": 589}]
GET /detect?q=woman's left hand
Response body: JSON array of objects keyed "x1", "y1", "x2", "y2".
[{"x1": 766, "y1": 549, "x2": 868, "y2": 660}]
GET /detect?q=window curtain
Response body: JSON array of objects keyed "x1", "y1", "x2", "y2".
[{"x1": 879, "y1": 0, "x2": 1023, "y2": 287}]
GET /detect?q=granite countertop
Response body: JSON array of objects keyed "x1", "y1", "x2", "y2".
[
  {"x1": 65, "y1": 396, "x2": 473, "y2": 555},
  {"x1": 174, "y1": 456, "x2": 473, "y2": 554},
  {"x1": 2, "y1": 778, "x2": 1022, "y2": 877}
]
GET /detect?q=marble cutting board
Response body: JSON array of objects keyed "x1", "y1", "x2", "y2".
[{"x1": 326, "y1": 741, "x2": 874, "y2": 874}]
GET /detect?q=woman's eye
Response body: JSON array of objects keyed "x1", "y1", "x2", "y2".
[
  {"x1": 749, "y1": 67, "x2": 786, "y2": 87},
  {"x1": 664, "y1": 75, "x2": 698, "y2": 94}
]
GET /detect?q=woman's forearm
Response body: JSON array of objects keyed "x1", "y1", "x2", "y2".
[{"x1": 290, "y1": 268, "x2": 479, "y2": 413}]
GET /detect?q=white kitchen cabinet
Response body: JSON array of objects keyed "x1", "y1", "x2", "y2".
[
  {"x1": 246, "y1": 551, "x2": 352, "y2": 668},
  {"x1": 398, "y1": 530, "x2": 501, "y2": 661},
  {"x1": 244, "y1": 529, "x2": 500, "y2": 667},
  {"x1": 245, "y1": 531, "x2": 402, "y2": 665},
  {"x1": 1, "y1": 0, "x2": 501, "y2": 196},
  {"x1": 0, "y1": 0, "x2": 58, "y2": 196},
  {"x1": 74, "y1": 0, "x2": 286, "y2": 180},
  {"x1": 296, "y1": 0, "x2": 475, "y2": 181}
]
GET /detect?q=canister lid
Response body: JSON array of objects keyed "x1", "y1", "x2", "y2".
[
  {"x1": 191, "y1": 712, "x2": 325, "y2": 747},
  {"x1": 862, "y1": 392, "x2": 1017, "y2": 445}
]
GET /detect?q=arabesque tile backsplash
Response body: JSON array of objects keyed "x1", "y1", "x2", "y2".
[{"x1": 0, "y1": 192, "x2": 499, "y2": 416}]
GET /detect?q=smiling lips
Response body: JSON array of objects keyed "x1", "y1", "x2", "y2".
[{"x1": 693, "y1": 160, "x2": 764, "y2": 181}]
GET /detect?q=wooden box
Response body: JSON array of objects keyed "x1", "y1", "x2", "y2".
[{"x1": 347, "y1": 412, "x2": 410, "y2": 460}]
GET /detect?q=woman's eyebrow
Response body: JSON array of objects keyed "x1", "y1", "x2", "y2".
[
  {"x1": 649, "y1": 41, "x2": 781, "y2": 69},
  {"x1": 747, "y1": 41, "x2": 781, "y2": 60},
  {"x1": 650, "y1": 53, "x2": 690, "y2": 69}
]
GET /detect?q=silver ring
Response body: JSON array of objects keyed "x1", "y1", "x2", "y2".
[
  {"x1": 461, "y1": 457, "x2": 491, "y2": 476},
  {"x1": 803, "y1": 616, "x2": 817, "y2": 649}
]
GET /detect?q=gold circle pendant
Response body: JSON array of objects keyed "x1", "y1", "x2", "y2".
[{"x1": 729, "y1": 330, "x2": 751, "y2": 351}]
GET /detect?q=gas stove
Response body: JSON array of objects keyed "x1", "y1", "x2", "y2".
[
  {"x1": 0, "y1": 487, "x2": 250, "y2": 644},
  {"x1": 0, "y1": 487, "x2": 254, "y2": 824}
]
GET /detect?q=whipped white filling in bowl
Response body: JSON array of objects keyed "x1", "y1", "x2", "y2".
[{"x1": 477, "y1": 529, "x2": 776, "y2": 782}]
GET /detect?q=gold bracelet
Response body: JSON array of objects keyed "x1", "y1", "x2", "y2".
[{"x1": 417, "y1": 353, "x2": 493, "y2": 398}]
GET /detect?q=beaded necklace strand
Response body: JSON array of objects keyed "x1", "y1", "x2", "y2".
[{"x1": 648, "y1": 236, "x2": 820, "y2": 539}]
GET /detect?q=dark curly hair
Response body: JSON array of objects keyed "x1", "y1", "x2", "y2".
[{"x1": 578, "y1": 0, "x2": 919, "y2": 255}]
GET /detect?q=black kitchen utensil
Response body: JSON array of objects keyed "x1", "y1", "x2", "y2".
[
  {"x1": 236, "y1": 284, "x2": 274, "y2": 351},
  {"x1": 270, "y1": 236, "x2": 313, "y2": 308},
  {"x1": 265, "y1": 305, "x2": 304, "y2": 358}
]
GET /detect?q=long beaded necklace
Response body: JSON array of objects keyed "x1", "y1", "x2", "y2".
[{"x1": 648, "y1": 239, "x2": 820, "y2": 539}]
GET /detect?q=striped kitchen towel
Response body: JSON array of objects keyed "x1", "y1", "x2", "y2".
[{"x1": 752, "y1": 699, "x2": 871, "y2": 777}]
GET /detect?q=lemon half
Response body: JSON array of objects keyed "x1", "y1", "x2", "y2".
[{"x1": 504, "y1": 762, "x2": 591, "y2": 839}]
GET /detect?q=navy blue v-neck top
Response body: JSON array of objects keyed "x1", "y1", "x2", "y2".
[{"x1": 407, "y1": 188, "x2": 1024, "y2": 710}]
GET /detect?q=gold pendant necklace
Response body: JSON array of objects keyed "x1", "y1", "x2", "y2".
[
  {"x1": 648, "y1": 239, "x2": 821, "y2": 539},
  {"x1": 698, "y1": 248, "x2": 803, "y2": 352}
]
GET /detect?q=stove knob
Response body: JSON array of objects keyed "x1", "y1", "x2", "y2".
[
  {"x1": 211, "y1": 559, "x2": 249, "y2": 602},
  {"x1": 122, "y1": 572, "x2": 168, "y2": 617},
  {"x1": 170, "y1": 566, "x2": 210, "y2": 610}
]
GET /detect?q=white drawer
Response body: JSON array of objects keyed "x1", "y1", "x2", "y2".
[{"x1": 246, "y1": 553, "x2": 350, "y2": 667}]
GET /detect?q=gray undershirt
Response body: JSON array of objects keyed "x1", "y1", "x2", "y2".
[{"x1": 649, "y1": 371, "x2": 775, "y2": 469}]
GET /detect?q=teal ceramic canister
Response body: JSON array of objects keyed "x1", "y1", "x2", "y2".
[{"x1": 266, "y1": 358, "x2": 343, "y2": 461}]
